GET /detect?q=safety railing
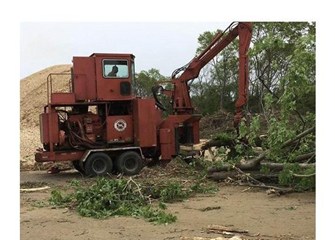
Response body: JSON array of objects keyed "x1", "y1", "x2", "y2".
[{"x1": 46, "y1": 73, "x2": 72, "y2": 104}]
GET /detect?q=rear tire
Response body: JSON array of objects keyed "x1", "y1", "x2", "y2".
[
  {"x1": 84, "y1": 153, "x2": 113, "y2": 177},
  {"x1": 116, "y1": 151, "x2": 143, "y2": 175}
]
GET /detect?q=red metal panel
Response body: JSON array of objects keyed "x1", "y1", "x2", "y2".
[
  {"x1": 106, "y1": 115, "x2": 133, "y2": 143},
  {"x1": 133, "y1": 99, "x2": 157, "y2": 147},
  {"x1": 39, "y1": 113, "x2": 47, "y2": 144},
  {"x1": 159, "y1": 128, "x2": 172, "y2": 160},
  {"x1": 159, "y1": 128, "x2": 171, "y2": 144},
  {"x1": 72, "y1": 57, "x2": 97, "y2": 100},
  {"x1": 191, "y1": 120, "x2": 200, "y2": 144},
  {"x1": 35, "y1": 150, "x2": 84, "y2": 162},
  {"x1": 39, "y1": 112, "x2": 59, "y2": 144},
  {"x1": 50, "y1": 93, "x2": 75, "y2": 104},
  {"x1": 158, "y1": 114, "x2": 201, "y2": 160}
]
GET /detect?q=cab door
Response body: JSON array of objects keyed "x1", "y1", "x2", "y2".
[{"x1": 94, "y1": 55, "x2": 134, "y2": 101}]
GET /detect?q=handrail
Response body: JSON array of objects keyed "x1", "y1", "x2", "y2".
[{"x1": 46, "y1": 73, "x2": 72, "y2": 104}]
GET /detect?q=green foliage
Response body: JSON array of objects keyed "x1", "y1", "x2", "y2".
[
  {"x1": 259, "y1": 23, "x2": 316, "y2": 162},
  {"x1": 210, "y1": 129, "x2": 257, "y2": 162},
  {"x1": 129, "y1": 22, "x2": 316, "y2": 191},
  {"x1": 197, "y1": 22, "x2": 315, "y2": 190},
  {"x1": 249, "y1": 115, "x2": 261, "y2": 144},
  {"x1": 239, "y1": 116, "x2": 261, "y2": 145},
  {"x1": 31, "y1": 200, "x2": 49, "y2": 208},
  {"x1": 191, "y1": 84, "x2": 223, "y2": 114},
  {"x1": 250, "y1": 22, "x2": 315, "y2": 118},
  {"x1": 238, "y1": 121, "x2": 248, "y2": 139},
  {"x1": 134, "y1": 69, "x2": 167, "y2": 97},
  {"x1": 279, "y1": 164, "x2": 315, "y2": 191},
  {"x1": 190, "y1": 181, "x2": 218, "y2": 194},
  {"x1": 150, "y1": 180, "x2": 218, "y2": 203},
  {"x1": 49, "y1": 178, "x2": 176, "y2": 224},
  {"x1": 137, "y1": 206, "x2": 177, "y2": 224},
  {"x1": 265, "y1": 118, "x2": 296, "y2": 161},
  {"x1": 190, "y1": 22, "x2": 315, "y2": 118},
  {"x1": 133, "y1": 68, "x2": 173, "y2": 115},
  {"x1": 158, "y1": 202, "x2": 167, "y2": 210},
  {"x1": 49, "y1": 177, "x2": 218, "y2": 224},
  {"x1": 49, "y1": 189, "x2": 73, "y2": 207},
  {"x1": 214, "y1": 132, "x2": 236, "y2": 145},
  {"x1": 153, "y1": 182, "x2": 188, "y2": 203},
  {"x1": 191, "y1": 29, "x2": 239, "y2": 113},
  {"x1": 260, "y1": 165, "x2": 271, "y2": 175}
]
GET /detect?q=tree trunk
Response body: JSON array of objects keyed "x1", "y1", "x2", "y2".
[
  {"x1": 208, "y1": 170, "x2": 278, "y2": 182},
  {"x1": 207, "y1": 152, "x2": 267, "y2": 173},
  {"x1": 260, "y1": 162, "x2": 315, "y2": 171}
]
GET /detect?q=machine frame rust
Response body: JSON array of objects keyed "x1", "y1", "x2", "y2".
[{"x1": 35, "y1": 22, "x2": 252, "y2": 176}]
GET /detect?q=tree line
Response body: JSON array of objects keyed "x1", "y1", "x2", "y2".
[{"x1": 134, "y1": 22, "x2": 315, "y2": 117}]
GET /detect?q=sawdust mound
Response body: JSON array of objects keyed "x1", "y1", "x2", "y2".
[
  {"x1": 20, "y1": 65, "x2": 71, "y2": 169},
  {"x1": 20, "y1": 65, "x2": 72, "y2": 128}
]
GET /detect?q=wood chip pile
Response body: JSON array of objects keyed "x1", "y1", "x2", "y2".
[{"x1": 20, "y1": 65, "x2": 71, "y2": 169}]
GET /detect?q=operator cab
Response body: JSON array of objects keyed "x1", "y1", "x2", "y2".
[{"x1": 72, "y1": 53, "x2": 135, "y2": 102}]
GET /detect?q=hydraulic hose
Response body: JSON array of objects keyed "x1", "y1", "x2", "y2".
[{"x1": 152, "y1": 85, "x2": 167, "y2": 111}]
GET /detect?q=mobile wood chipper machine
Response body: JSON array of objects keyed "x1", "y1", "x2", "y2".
[{"x1": 35, "y1": 22, "x2": 252, "y2": 176}]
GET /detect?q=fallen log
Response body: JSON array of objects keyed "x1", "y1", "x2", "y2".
[
  {"x1": 208, "y1": 169, "x2": 294, "y2": 194},
  {"x1": 281, "y1": 126, "x2": 315, "y2": 149},
  {"x1": 207, "y1": 225, "x2": 249, "y2": 234},
  {"x1": 202, "y1": 126, "x2": 314, "y2": 152},
  {"x1": 294, "y1": 152, "x2": 315, "y2": 162},
  {"x1": 20, "y1": 186, "x2": 50, "y2": 192},
  {"x1": 207, "y1": 171, "x2": 278, "y2": 182},
  {"x1": 242, "y1": 183, "x2": 294, "y2": 195},
  {"x1": 207, "y1": 152, "x2": 315, "y2": 173},
  {"x1": 260, "y1": 162, "x2": 315, "y2": 171},
  {"x1": 201, "y1": 138, "x2": 236, "y2": 150},
  {"x1": 292, "y1": 172, "x2": 316, "y2": 178},
  {"x1": 207, "y1": 171, "x2": 238, "y2": 180},
  {"x1": 207, "y1": 152, "x2": 267, "y2": 173}
]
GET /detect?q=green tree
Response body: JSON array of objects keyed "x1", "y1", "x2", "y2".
[
  {"x1": 134, "y1": 68, "x2": 167, "y2": 97},
  {"x1": 191, "y1": 30, "x2": 239, "y2": 114},
  {"x1": 236, "y1": 22, "x2": 315, "y2": 189},
  {"x1": 259, "y1": 22, "x2": 316, "y2": 162},
  {"x1": 249, "y1": 22, "x2": 315, "y2": 115},
  {"x1": 191, "y1": 22, "x2": 315, "y2": 119}
]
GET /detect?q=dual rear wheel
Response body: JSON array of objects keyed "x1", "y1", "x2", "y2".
[
  {"x1": 73, "y1": 151, "x2": 143, "y2": 177},
  {"x1": 85, "y1": 152, "x2": 113, "y2": 177},
  {"x1": 115, "y1": 151, "x2": 143, "y2": 175}
]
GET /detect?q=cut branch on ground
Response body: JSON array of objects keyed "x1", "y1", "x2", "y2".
[{"x1": 281, "y1": 126, "x2": 315, "y2": 149}]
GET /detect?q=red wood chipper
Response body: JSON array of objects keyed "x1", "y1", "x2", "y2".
[{"x1": 35, "y1": 22, "x2": 252, "y2": 176}]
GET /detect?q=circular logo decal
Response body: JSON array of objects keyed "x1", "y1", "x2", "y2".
[{"x1": 114, "y1": 119, "x2": 127, "y2": 132}]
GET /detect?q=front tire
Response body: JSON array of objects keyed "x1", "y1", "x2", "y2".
[
  {"x1": 72, "y1": 160, "x2": 85, "y2": 174},
  {"x1": 84, "y1": 153, "x2": 113, "y2": 177},
  {"x1": 116, "y1": 151, "x2": 143, "y2": 175}
]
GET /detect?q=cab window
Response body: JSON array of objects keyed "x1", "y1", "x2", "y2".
[{"x1": 103, "y1": 60, "x2": 129, "y2": 78}]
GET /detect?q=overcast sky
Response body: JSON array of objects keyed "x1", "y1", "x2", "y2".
[{"x1": 20, "y1": 22, "x2": 230, "y2": 79}]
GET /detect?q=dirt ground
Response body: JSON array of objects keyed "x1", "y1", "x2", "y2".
[{"x1": 20, "y1": 170, "x2": 315, "y2": 240}]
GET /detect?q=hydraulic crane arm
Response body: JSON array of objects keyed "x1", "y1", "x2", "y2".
[{"x1": 168, "y1": 22, "x2": 252, "y2": 126}]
